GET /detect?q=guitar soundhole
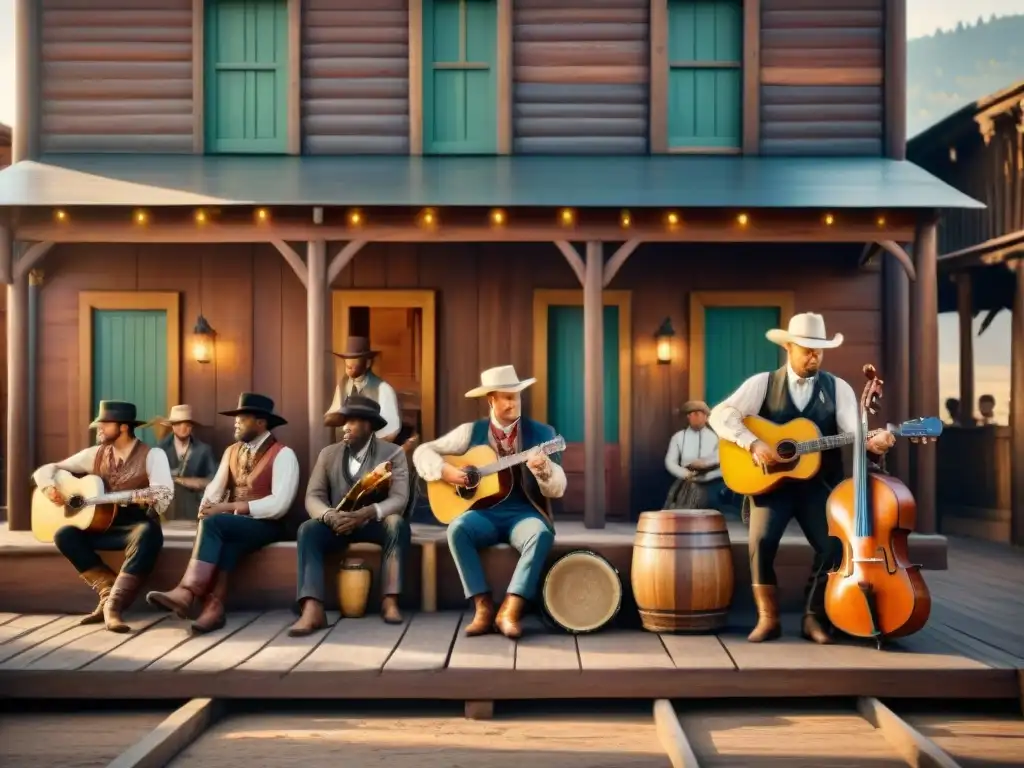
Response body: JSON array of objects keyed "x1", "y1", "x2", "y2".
[
  {"x1": 775, "y1": 440, "x2": 798, "y2": 462},
  {"x1": 455, "y1": 467, "x2": 481, "y2": 499},
  {"x1": 66, "y1": 495, "x2": 85, "y2": 511}
]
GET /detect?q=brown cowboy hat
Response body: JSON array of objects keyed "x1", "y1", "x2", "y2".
[
  {"x1": 333, "y1": 336, "x2": 379, "y2": 360},
  {"x1": 682, "y1": 400, "x2": 710, "y2": 415}
]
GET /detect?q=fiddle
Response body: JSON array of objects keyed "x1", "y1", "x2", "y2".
[{"x1": 823, "y1": 365, "x2": 933, "y2": 649}]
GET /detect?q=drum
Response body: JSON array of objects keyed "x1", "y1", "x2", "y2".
[
  {"x1": 631, "y1": 509, "x2": 735, "y2": 633},
  {"x1": 541, "y1": 550, "x2": 623, "y2": 634}
]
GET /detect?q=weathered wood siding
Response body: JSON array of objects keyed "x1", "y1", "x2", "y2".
[
  {"x1": 301, "y1": 0, "x2": 410, "y2": 154},
  {"x1": 37, "y1": 241, "x2": 880, "y2": 520},
  {"x1": 512, "y1": 0, "x2": 649, "y2": 154},
  {"x1": 759, "y1": 0, "x2": 884, "y2": 155},
  {"x1": 39, "y1": 0, "x2": 195, "y2": 153}
]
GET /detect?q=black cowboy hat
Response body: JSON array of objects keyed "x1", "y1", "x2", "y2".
[
  {"x1": 333, "y1": 336, "x2": 379, "y2": 360},
  {"x1": 325, "y1": 394, "x2": 387, "y2": 432},
  {"x1": 89, "y1": 400, "x2": 145, "y2": 428},
  {"x1": 219, "y1": 392, "x2": 288, "y2": 430}
]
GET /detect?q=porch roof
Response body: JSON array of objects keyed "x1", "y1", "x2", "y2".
[{"x1": 0, "y1": 153, "x2": 983, "y2": 210}]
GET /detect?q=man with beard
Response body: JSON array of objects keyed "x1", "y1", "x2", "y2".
[
  {"x1": 327, "y1": 336, "x2": 402, "y2": 442},
  {"x1": 288, "y1": 395, "x2": 413, "y2": 636},
  {"x1": 33, "y1": 401, "x2": 174, "y2": 632},
  {"x1": 146, "y1": 393, "x2": 299, "y2": 634}
]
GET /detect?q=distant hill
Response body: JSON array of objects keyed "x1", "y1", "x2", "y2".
[{"x1": 907, "y1": 14, "x2": 1024, "y2": 137}]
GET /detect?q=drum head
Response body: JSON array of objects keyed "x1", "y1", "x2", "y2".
[{"x1": 542, "y1": 550, "x2": 622, "y2": 634}]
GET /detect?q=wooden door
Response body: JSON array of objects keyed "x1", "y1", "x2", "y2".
[
  {"x1": 703, "y1": 306, "x2": 782, "y2": 407},
  {"x1": 369, "y1": 307, "x2": 422, "y2": 434}
]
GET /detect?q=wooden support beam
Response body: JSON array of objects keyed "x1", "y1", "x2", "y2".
[
  {"x1": 108, "y1": 698, "x2": 223, "y2": 768},
  {"x1": 0, "y1": 225, "x2": 11, "y2": 284},
  {"x1": 878, "y1": 240, "x2": 917, "y2": 281},
  {"x1": 270, "y1": 240, "x2": 308, "y2": 288},
  {"x1": 191, "y1": 0, "x2": 204, "y2": 154},
  {"x1": 602, "y1": 239, "x2": 642, "y2": 287},
  {"x1": 553, "y1": 240, "x2": 586, "y2": 285},
  {"x1": 13, "y1": 241, "x2": 54, "y2": 282},
  {"x1": 1011, "y1": 258, "x2": 1024, "y2": 546},
  {"x1": 882, "y1": 255, "x2": 911, "y2": 484},
  {"x1": 883, "y1": 0, "x2": 907, "y2": 160},
  {"x1": 6, "y1": 272, "x2": 29, "y2": 530},
  {"x1": 742, "y1": 0, "x2": 761, "y2": 155},
  {"x1": 286, "y1": 0, "x2": 301, "y2": 155},
  {"x1": 649, "y1": 0, "x2": 668, "y2": 153},
  {"x1": 307, "y1": 241, "x2": 329, "y2": 472},
  {"x1": 583, "y1": 241, "x2": 606, "y2": 529},
  {"x1": 956, "y1": 272, "x2": 974, "y2": 425},
  {"x1": 859, "y1": 242, "x2": 883, "y2": 268},
  {"x1": 909, "y1": 218, "x2": 939, "y2": 534},
  {"x1": 653, "y1": 700, "x2": 702, "y2": 768},
  {"x1": 496, "y1": 0, "x2": 512, "y2": 154},
  {"x1": 857, "y1": 697, "x2": 961, "y2": 767},
  {"x1": 408, "y1": 0, "x2": 423, "y2": 155},
  {"x1": 13, "y1": 0, "x2": 39, "y2": 161},
  {"x1": 327, "y1": 240, "x2": 367, "y2": 285}
]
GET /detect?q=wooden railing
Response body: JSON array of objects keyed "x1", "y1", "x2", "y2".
[{"x1": 936, "y1": 425, "x2": 1011, "y2": 542}]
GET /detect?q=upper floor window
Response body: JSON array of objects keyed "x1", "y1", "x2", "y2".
[
  {"x1": 205, "y1": 0, "x2": 289, "y2": 154},
  {"x1": 667, "y1": 0, "x2": 742, "y2": 152},
  {"x1": 423, "y1": 0, "x2": 498, "y2": 154}
]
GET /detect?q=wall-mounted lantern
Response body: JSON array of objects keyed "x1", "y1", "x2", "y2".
[
  {"x1": 655, "y1": 317, "x2": 675, "y2": 365},
  {"x1": 192, "y1": 314, "x2": 215, "y2": 364}
]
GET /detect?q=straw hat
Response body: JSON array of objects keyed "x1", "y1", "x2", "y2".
[
  {"x1": 765, "y1": 313, "x2": 844, "y2": 349},
  {"x1": 682, "y1": 400, "x2": 710, "y2": 415},
  {"x1": 465, "y1": 365, "x2": 537, "y2": 398},
  {"x1": 158, "y1": 404, "x2": 204, "y2": 427}
]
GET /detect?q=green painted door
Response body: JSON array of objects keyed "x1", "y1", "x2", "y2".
[
  {"x1": 547, "y1": 306, "x2": 620, "y2": 444},
  {"x1": 92, "y1": 310, "x2": 169, "y2": 447},
  {"x1": 423, "y1": 0, "x2": 497, "y2": 154},
  {"x1": 205, "y1": 0, "x2": 289, "y2": 154},
  {"x1": 704, "y1": 306, "x2": 781, "y2": 407},
  {"x1": 667, "y1": 0, "x2": 742, "y2": 150}
]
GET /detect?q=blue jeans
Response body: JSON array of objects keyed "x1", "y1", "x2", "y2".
[{"x1": 447, "y1": 507, "x2": 555, "y2": 600}]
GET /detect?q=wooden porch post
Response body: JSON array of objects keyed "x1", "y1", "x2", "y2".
[
  {"x1": 955, "y1": 272, "x2": 974, "y2": 424},
  {"x1": 13, "y1": 0, "x2": 40, "y2": 161},
  {"x1": 307, "y1": 240, "x2": 329, "y2": 469},
  {"x1": 1010, "y1": 258, "x2": 1024, "y2": 546},
  {"x1": 583, "y1": 242, "x2": 606, "y2": 529},
  {"x1": 882, "y1": 255, "x2": 910, "y2": 483},
  {"x1": 6, "y1": 270, "x2": 30, "y2": 529},
  {"x1": 909, "y1": 217, "x2": 939, "y2": 533}
]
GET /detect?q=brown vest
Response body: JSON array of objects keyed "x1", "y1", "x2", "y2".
[
  {"x1": 225, "y1": 435, "x2": 284, "y2": 503},
  {"x1": 93, "y1": 441, "x2": 150, "y2": 492}
]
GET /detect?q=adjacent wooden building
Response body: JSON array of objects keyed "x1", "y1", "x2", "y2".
[{"x1": 1, "y1": 0, "x2": 980, "y2": 532}]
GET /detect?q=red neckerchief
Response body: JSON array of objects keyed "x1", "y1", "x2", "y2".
[{"x1": 490, "y1": 421, "x2": 519, "y2": 456}]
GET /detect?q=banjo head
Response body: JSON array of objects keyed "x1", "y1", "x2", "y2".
[{"x1": 542, "y1": 550, "x2": 622, "y2": 634}]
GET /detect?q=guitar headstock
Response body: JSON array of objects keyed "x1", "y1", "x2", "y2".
[
  {"x1": 890, "y1": 416, "x2": 944, "y2": 445},
  {"x1": 543, "y1": 435, "x2": 567, "y2": 454},
  {"x1": 861, "y1": 364, "x2": 884, "y2": 416}
]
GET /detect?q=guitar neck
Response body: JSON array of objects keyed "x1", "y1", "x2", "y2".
[
  {"x1": 478, "y1": 448, "x2": 536, "y2": 477},
  {"x1": 795, "y1": 428, "x2": 882, "y2": 456}
]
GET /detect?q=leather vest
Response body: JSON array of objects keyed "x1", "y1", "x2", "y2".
[{"x1": 226, "y1": 436, "x2": 284, "y2": 503}]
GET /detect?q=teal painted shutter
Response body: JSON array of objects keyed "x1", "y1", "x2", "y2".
[
  {"x1": 704, "y1": 306, "x2": 781, "y2": 408},
  {"x1": 667, "y1": 1, "x2": 742, "y2": 150},
  {"x1": 546, "y1": 306, "x2": 619, "y2": 443},
  {"x1": 423, "y1": 0, "x2": 498, "y2": 154},
  {"x1": 206, "y1": 0, "x2": 289, "y2": 154},
  {"x1": 92, "y1": 310, "x2": 169, "y2": 447}
]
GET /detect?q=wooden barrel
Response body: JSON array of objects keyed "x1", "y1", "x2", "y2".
[{"x1": 631, "y1": 509, "x2": 735, "y2": 633}]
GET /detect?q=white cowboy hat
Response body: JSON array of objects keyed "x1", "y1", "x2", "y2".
[
  {"x1": 766, "y1": 312, "x2": 844, "y2": 349},
  {"x1": 158, "y1": 404, "x2": 204, "y2": 426},
  {"x1": 465, "y1": 365, "x2": 537, "y2": 398}
]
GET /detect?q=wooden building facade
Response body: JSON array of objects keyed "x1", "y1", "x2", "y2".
[{"x1": 1, "y1": 0, "x2": 980, "y2": 532}]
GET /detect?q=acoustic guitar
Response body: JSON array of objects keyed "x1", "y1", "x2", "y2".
[
  {"x1": 719, "y1": 415, "x2": 943, "y2": 496},
  {"x1": 31, "y1": 470, "x2": 167, "y2": 544},
  {"x1": 426, "y1": 435, "x2": 566, "y2": 525}
]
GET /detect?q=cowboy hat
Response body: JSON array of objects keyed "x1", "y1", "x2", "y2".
[
  {"x1": 89, "y1": 400, "x2": 145, "y2": 428},
  {"x1": 219, "y1": 392, "x2": 288, "y2": 430},
  {"x1": 333, "y1": 336, "x2": 379, "y2": 360},
  {"x1": 765, "y1": 313, "x2": 844, "y2": 349},
  {"x1": 157, "y1": 404, "x2": 204, "y2": 427},
  {"x1": 682, "y1": 400, "x2": 710, "y2": 415},
  {"x1": 465, "y1": 365, "x2": 537, "y2": 398},
  {"x1": 325, "y1": 394, "x2": 388, "y2": 432}
]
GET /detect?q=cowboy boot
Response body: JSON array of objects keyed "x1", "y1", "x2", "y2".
[
  {"x1": 464, "y1": 594, "x2": 495, "y2": 636},
  {"x1": 192, "y1": 571, "x2": 228, "y2": 634},
  {"x1": 801, "y1": 572, "x2": 834, "y2": 645},
  {"x1": 495, "y1": 595, "x2": 526, "y2": 640},
  {"x1": 103, "y1": 572, "x2": 141, "y2": 633},
  {"x1": 78, "y1": 566, "x2": 116, "y2": 625},
  {"x1": 747, "y1": 585, "x2": 782, "y2": 643},
  {"x1": 146, "y1": 559, "x2": 217, "y2": 618},
  {"x1": 287, "y1": 598, "x2": 328, "y2": 637},
  {"x1": 381, "y1": 595, "x2": 403, "y2": 625}
]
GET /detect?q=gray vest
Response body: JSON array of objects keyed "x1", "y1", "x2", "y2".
[{"x1": 344, "y1": 370, "x2": 383, "y2": 402}]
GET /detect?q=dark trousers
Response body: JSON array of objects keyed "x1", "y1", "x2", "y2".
[
  {"x1": 296, "y1": 516, "x2": 411, "y2": 605},
  {"x1": 748, "y1": 480, "x2": 841, "y2": 614},
  {"x1": 193, "y1": 514, "x2": 283, "y2": 571},
  {"x1": 53, "y1": 506, "x2": 163, "y2": 576}
]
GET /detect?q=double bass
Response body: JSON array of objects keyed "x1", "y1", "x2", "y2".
[{"x1": 824, "y1": 365, "x2": 933, "y2": 649}]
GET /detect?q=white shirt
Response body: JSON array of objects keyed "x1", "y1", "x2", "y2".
[
  {"x1": 708, "y1": 363, "x2": 859, "y2": 450},
  {"x1": 33, "y1": 442, "x2": 175, "y2": 516},
  {"x1": 665, "y1": 427, "x2": 721, "y2": 482},
  {"x1": 201, "y1": 432, "x2": 300, "y2": 520},
  {"x1": 346, "y1": 376, "x2": 402, "y2": 439}
]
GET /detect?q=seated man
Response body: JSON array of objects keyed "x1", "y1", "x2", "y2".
[
  {"x1": 33, "y1": 401, "x2": 173, "y2": 632},
  {"x1": 412, "y1": 365, "x2": 565, "y2": 639},
  {"x1": 154, "y1": 404, "x2": 218, "y2": 521},
  {"x1": 147, "y1": 393, "x2": 299, "y2": 634},
  {"x1": 288, "y1": 395, "x2": 413, "y2": 637},
  {"x1": 663, "y1": 400, "x2": 725, "y2": 511}
]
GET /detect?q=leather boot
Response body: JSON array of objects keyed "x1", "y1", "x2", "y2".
[
  {"x1": 146, "y1": 559, "x2": 216, "y2": 619},
  {"x1": 495, "y1": 594, "x2": 526, "y2": 639},
  {"x1": 79, "y1": 566, "x2": 116, "y2": 626},
  {"x1": 747, "y1": 585, "x2": 782, "y2": 643},
  {"x1": 802, "y1": 573, "x2": 834, "y2": 645},
  {"x1": 464, "y1": 594, "x2": 495, "y2": 636},
  {"x1": 192, "y1": 571, "x2": 228, "y2": 634},
  {"x1": 381, "y1": 595, "x2": 403, "y2": 625},
  {"x1": 103, "y1": 572, "x2": 141, "y2": 633},
  {"x1": 287, "y1": 598, "x2": 328, "y2": 637}
]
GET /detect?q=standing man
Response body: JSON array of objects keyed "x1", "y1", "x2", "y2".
[
  {"x1": 663, "y1": 400, "x2": 724, "y2": 510},
  {"x1": 288, "y1": 395, "x2": 413, "y2": 636},
  {"x1": 412, "y1": 366, "x2": 564, "y2": 640},
  {"x1": 328, "y1": 336, "x2": 402, "y2": 442},
  {"x1": 709, "y1": 314, "x2": 895, "y2": 645},
  {"x1": 33, "y1": 401, "x2": 174, "y2": 632},
  {"x1": 154, "y1": 405, "x2": 218, "y2": 521},
  {"x1": 146, "y1": 393, "x2": 299, "y2": 634}
]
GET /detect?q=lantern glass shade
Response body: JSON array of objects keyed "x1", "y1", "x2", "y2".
[
  {"x1": 655, "y1": 317, "x2": 675, "y2": 365},
  {"x1": 192, "y1": 315, "x2": 215, "y2": 364}
]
